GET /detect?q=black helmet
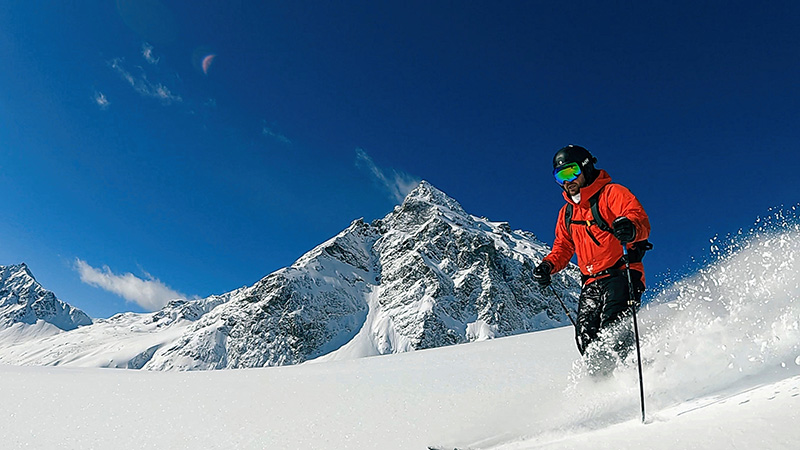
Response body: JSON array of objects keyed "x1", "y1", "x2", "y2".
[{"x1": 553, "y1": 145, "x2": 598, "y2": 184}]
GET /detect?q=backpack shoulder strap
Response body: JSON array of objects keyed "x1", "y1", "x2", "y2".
[
  {"x1": 589, "y1": 190, "x2": 612, "y2": 233},
  {"x1": 564, "y1": 203, "x2": 574, "y2": 234}
]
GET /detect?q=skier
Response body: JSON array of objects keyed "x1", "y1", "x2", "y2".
[{"x1": 533, "y1": 145, "x2": 651, "y2": 374}]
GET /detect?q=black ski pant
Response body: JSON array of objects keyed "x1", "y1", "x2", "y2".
[{"x1": 575, "y1": 270, "x2": 644, "y2": 357}]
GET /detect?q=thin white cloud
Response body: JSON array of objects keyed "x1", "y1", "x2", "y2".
[
  {"x1": 94, "y1": 91, "x2": 110, "y2": 110},
  {"x1": 355, "y1": 148, "x2": 420, "y2": 203},
  {"x1": 141, "y1": 43, "x2": 160, "y2": 64},
  {"x1": 75, "y1": 259, "x2": 187, "y2": 311},
  {"x1": 109, "y1": 58, "x2": 182, "y2": 105},
  {"x1": 262, "y1": 124, "x2": 292, "y2": 145}
]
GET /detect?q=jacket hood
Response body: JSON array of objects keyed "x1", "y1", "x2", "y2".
[{"x1": 562, "y1": 169, "x2": 612, "y2": 207}]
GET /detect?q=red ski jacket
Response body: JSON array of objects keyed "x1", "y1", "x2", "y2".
[{"x1": 543, "y1": 170, "x2": 650, "y2": 286}]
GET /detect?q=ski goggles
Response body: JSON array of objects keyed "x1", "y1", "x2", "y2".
[{"x1": 553, "y1": 162, "x2": 582, "y2": 184}]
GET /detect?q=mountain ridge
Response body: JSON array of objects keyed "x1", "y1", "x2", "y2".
[{"x1": 0, "y1": 181, "x2": 582, "y2": 370}]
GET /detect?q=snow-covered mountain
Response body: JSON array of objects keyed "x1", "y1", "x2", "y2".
[
  {"x1": 0, "y1": 181, "x2": 582, "y2": 370},
  {"x1": 0, "y1": 263, "x2": 92, "y2": 336}
]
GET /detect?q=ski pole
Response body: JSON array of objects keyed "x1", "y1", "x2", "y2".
[
  {"x1": 622, "y1": 243, "x2": 646, "y2": 424},
  {"x1": 549, "y1": 284, "x2": 577, "y2": 328}
]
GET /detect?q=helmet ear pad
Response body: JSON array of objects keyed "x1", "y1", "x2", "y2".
[{"x1": 583, "y1": 156, "x2": 598, "y2": 184}]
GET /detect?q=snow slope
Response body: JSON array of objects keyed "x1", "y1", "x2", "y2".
[{"x1": 1, "y1": 209, "x2": 799, "y2": 449}]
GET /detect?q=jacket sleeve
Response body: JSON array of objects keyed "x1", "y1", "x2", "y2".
[
  {"x1": 543, "y1": 205, "x2": 576, "y2": 273},
  {"x1": 604, "y1": 184, "x2": 650, "y2": 243}
]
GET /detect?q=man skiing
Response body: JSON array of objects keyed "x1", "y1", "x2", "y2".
[{"x1": 533, "y1": 145, "x2": 651, "y2": 374}]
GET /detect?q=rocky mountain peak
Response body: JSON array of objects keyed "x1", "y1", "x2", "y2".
[
  {"x1": 386, "y1": 181, "x2": 471, "y2": 233},
  {"x1": 0, "y1": 263, "x2": 35, "y2": 285},
  {"x1": 401, "y1": 181, "x2": 467, "y2": 215},
  {"x1": 0, "y1": 264, "x2": 92, "y2": 331}
]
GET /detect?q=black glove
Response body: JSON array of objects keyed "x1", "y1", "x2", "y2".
[
  {"x1": 533, "y1": 261, "x2": 553, "y2": 287},
  {"x1": 612, "y1": 216, "x2": 636, "y2": 244}
]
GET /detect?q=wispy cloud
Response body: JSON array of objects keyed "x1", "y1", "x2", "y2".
[
  {"x1": 75, "y1": 259, "x2": 187, "y2": 311},
  {"x1": 262, "y1": 123, "x2": 292, "y2": 145},
  {"x1": 355, "y1": 148, "x2": 420, "y2": 203},
  {"x1": 109, "y1": 57, "x2": 182, "y2": 105},
  {"x1": 141, "y1": 42, "x2": 160, "y2": 64},
  {"x1": 93, "y1": 91, "x2": 110, "y2": 110}
]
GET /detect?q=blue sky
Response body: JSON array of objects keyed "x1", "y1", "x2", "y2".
[{"x1": 1, "y1": 1, "x2": 798, "y2": 318}]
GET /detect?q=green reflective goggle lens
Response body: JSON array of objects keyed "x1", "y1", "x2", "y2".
[{"x1": 553, "y1": 162, "x2": 582, "y2": 184}]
